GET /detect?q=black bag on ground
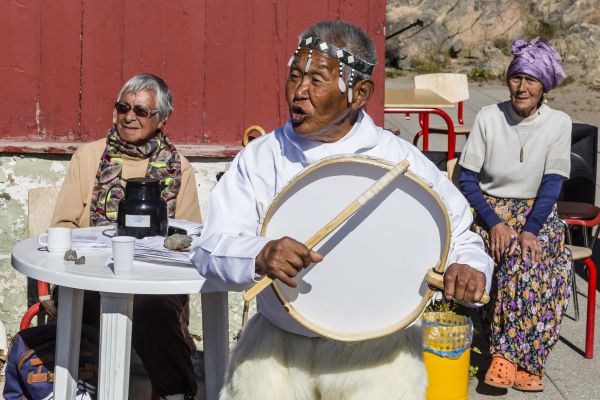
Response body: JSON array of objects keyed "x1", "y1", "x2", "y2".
[{"x1": 3, "y1": 323, "x2": 99, "y2": 400}]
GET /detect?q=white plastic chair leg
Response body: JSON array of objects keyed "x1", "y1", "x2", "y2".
[{"x1": 0, "y1": 319, "x2": 7, "y2": 354}]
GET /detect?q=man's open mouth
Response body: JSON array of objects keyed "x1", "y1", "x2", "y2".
[{"x1": 290, "y1": 106, "x2": 307, "y2": 124}]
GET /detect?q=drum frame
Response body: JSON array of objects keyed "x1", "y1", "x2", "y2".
[{"x1": 260, "y1": 155, "x2": 451, "y2": 341}]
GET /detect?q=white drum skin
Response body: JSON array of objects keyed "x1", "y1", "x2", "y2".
[{"x1": 261, "y1": 156, "x2": 451, "y2": 341}]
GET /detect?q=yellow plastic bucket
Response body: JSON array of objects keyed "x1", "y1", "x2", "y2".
[{"x1": 422, "y1": 312, "x2": 472, "y2": 400}]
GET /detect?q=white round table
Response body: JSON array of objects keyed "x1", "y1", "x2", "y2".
[{"x1": 11, "y1": 228, "x2": 228, "y2": 400}]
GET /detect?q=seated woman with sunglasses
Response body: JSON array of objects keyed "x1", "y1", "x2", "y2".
[{"x1": 51, "y1": 73, "x2": 201, "y2": 400}]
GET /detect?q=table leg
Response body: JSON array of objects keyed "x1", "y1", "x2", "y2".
[
  {"x1": 98, "y1": 292, "x2": 134, "y2": 399},
  {"x1": 584, "y1": 257, "x2": 596, "y2": 359},
  {"x1": 432, "y1": 109, "x2": 456, "y2": 160},
  {"x1": 54, "y1": 286, "x2": 84, "y2": 399},
  {"x1": 422, "y1": 112, "x2": 430, "y2": 151},
  {"x1": 201, "y1": 292, "x2": 229, "y2": 400}
]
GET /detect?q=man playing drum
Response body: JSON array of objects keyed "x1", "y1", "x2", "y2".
[{"x1": 191, "y1": 20, "x2": 494, "y2": 400}]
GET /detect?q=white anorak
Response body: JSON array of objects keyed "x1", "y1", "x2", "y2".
[{"x1": 190, "y1": 111, "x2": 494, "y2": 337}]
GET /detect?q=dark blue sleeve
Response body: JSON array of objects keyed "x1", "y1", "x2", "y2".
[
  {"x1": 458, "y1": 168, "x2": 502, "y2": 229},
  {"x1": 523, "y1": 174, "x2": 564, "y2": 235}
]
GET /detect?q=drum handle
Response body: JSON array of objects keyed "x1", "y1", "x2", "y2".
[
  {"x1": 243, "y1": 159, "x2": 411, "y2": 302},
  {"x1": 425, "y1": 268, "x2": 490, "y2": 304}
]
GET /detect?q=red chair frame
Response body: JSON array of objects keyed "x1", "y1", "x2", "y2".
[
  {"x1": 582, "y1": 256, "x2": 596, "y2": 359},
  {"x1": 20, "y1": 280, "x2": 53, "y2": 330}
]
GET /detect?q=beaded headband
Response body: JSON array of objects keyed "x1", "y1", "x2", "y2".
[
  {"x1": 287, "y1": 36, "x2": 376, "y2": 75},
  {"x1": 287, "y1": 36, "x2": 375, "y2": 102}
]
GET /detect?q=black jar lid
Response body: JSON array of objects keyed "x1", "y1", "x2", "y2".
[{"x1": 126, "y1": 177, "x2": 160, "y2": 187}]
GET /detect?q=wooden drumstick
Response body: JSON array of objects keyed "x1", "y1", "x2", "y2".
[
  {"x1": 243, "y1": 159, "x2": 411, "y2": 302},
  {"x1": 425, "y1": 268, "x2": 491, "y2": 304}
]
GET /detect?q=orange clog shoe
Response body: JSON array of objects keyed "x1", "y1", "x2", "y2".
[
  {"x1": 513, "y1": 369, "x2": 544, "y2": 392},
  {"x1": 484, "y1": 355, "x2": 517, "y2": 389}
]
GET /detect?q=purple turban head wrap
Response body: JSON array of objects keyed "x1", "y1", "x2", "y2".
[{"x1": 506, "y1": 37, "x2": 566, "y2": 92}]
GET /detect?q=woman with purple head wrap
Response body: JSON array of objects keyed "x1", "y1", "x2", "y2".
[
  {"x1": 458, "y1": 37, "x2": 572, "y2": 392},
  {"x1": 507, "y1": 38, "x2": 566, "y2": 92}
]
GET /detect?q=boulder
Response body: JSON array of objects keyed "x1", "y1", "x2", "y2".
[{"x1": 450, "y1": 39, "x2": 464, "y2": 58}]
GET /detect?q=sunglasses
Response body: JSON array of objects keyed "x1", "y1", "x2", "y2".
[{"x1": 114, "y1": 102, "x2": 159, "y2": 118}]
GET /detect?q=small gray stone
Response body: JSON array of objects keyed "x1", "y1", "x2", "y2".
[
  {"x1": 75, "y1": 256, "x2": 86, "y2": 265},
  {"x1": 164, "y1": 234, "x2": 193, "y2": 250},
  {"x1": 450, "y1": 39, "x2": 464, "y2": 58},
  {"x1": 64, "y1": 250, "x2": 78, "y2": 261}
]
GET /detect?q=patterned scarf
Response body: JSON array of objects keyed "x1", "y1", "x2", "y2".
[{"x1": 89, "y1": 127, "x2": 182, "y2": 226}]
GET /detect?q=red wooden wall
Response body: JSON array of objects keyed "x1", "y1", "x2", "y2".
[{"x1": 0, "y1": 0, "x2": 385, "y2": 156}]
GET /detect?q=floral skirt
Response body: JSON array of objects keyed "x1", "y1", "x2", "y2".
[{"x1": 472, "y1": 196, "x2": 572, "y2": 375}]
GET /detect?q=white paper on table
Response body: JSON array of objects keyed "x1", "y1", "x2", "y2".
[
  {"x1": 168, "y1": 218, "x2": 203, "y2": 236},
  {"x1": 134, "y1": 235, "x2": 199, "y2": 265},
  {"x1": 72, "y1": 230, "x2": 111, "y2": 248}
]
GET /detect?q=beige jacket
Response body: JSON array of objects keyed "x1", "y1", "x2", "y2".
[{"x1": 51, "y1": 138, "x2": 201, "y2": 228}]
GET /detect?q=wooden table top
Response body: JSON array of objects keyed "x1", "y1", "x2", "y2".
[{"x1": 384, "y1": 88, "x2": 454, "y2": 109}]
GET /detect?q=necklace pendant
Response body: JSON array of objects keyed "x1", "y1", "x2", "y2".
[{"x1": 520, "y1": 147, "x2": 524, "y2": 163}]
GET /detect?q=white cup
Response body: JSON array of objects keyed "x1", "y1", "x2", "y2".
[
  {"x1": 111, "y1": 236, "x2": 136, "y2": 276},
  {"x1": 38, "y1": 227, "x2": 72, "y2": 254}
]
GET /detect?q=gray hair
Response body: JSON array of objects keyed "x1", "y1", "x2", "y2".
[
  {"x1": 116, "y1": 73, "x2": 173, "y2": 120},
  {"x1": 300, "y1": 20, "x2": 377, "y2": 82}
]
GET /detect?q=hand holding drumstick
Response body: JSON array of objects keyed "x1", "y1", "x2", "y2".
[
  {"x1": 443, "y1": 263, "x2": 488, "y2": 304},
  {"x1": 255, "y1": 237, "x2": 323, "y2": 289}
]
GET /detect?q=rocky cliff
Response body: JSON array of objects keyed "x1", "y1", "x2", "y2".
[{"x1": 386, "y1": 0, "x2": 600, "y2": 85}]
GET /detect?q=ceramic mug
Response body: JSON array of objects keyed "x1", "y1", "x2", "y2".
[{"x1": 38, "y1": 227, "x2": 72, "y2": 254}]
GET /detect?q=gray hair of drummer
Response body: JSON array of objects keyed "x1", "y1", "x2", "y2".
[
  {"x1": 300, "y1": 20, "x2": 378, "y2": 82},
  {"x1": 116, "y1": 73, "x2": 174, "y2": 121}
]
